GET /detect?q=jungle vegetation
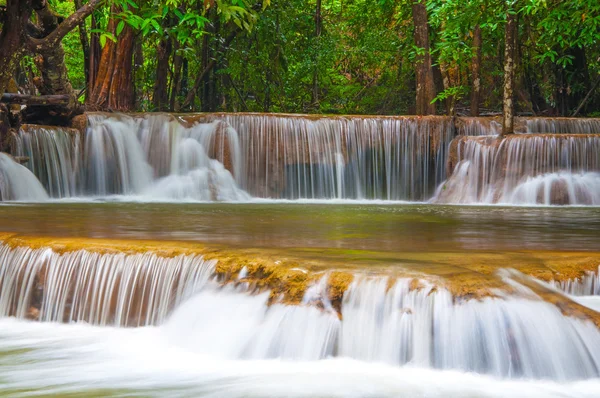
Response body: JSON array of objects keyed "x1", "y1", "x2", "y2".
[{"x1": 0, "y1": 0, "x2": 599, "y2": 133}]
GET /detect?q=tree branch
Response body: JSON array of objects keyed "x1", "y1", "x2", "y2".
[
  {"x1": 182, "y1": 28, "x2": 241, "y2": 109},
  {"x1": 572, "y1": 75, "x2": 600, "y2": 117},
  {"x1": 27, "y1": 0, "x2": 103, "y2": 53},
  {"x1": 1, "y1": 93, "x2": 71, "y2": 106}
]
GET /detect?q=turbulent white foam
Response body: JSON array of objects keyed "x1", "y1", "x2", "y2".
[
  {"x1": 1, "y1": 317, "x2": 600, "y2": 397},
  {"x1": 0, "y1": 153, "x2": 49, "y2": 201},
  {"x1": 142, "y1": 138, "x2": 250, "y2": 201},
  {"x1": 506, "y1": 172, "x2": 600, "y2": 205}
]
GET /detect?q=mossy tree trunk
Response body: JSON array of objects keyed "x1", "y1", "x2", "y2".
[
  {"x1": 0, "y1": 0, "x2": 101, "y2": 124},
  {"x1": 0, "y1": 0, "x2": 31, "y2": 97},
  {"x1": 502, "y1": 10, "x2": 517, "y2": 135},
  {"x1": 470, "y1": 24, "x2": 482, "y2": 117}
]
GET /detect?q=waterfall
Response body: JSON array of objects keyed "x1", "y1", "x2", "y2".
[
  {"x1": 434, "y1": 135, "x2": 600, "y2": 205},
  {"x1": 1, "y1": 240, "x2": 600, "y2": 380},
  {"x1": 457, "y1": 117, "x2": 502, "y2": 136},
  {"x1": 0, "y1": 243, "x2": 215, "y2": 326},
  {"x1": 0, "y1": 153, "x2": 49, "y2": 201},
  {"x1": 554, "y1": 267, "x2": 600, "y2": 296},
  {"x1": 12, "y1": 125, "x2": 81, "y2": 197},
  {"x1": 456, "y1": 117, "x2": 600, "y2": 136},
  {"x1": 8, "y1": 114, "x2": 455, "y2": 201},
  {"x1": 8, "y1": 114, "x2": 600, "y2": 203},
  {"x1": 205, "y1": 114, "x2": 455, "y2": 200},
  {"x1": 526, "y1": 118, "x2": 600, "y2": 134},
  {"x1": 83, "y1": 113, "x2": 456, "y2": 200}
]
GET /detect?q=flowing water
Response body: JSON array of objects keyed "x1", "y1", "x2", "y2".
[
  {"x1": 1, "y1": 113, "x2": 600, "y2": 396},
  {"x1": 0, "y1": 153, "x2": 49, "y2": 201},
  {"x1": 6, "y1": 113, "x2": 599, "y2": 204},
  {"x1": 11, "y1": 113, "x2": 456, "y2": 201},
  {"x1": 0, "y1": 203, "x2": 598, "y2": 396},
  {"x1": 433, "y1": 135, "x2": 600, "y2": 205}
]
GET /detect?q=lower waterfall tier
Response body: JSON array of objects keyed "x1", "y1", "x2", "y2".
[{"x1": 1, "y1": 235, "x2": 600, "y2": 382}]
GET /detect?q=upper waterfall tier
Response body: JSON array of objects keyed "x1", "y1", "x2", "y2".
[
  {"x1": 6, "y1": 113, "x2": 600, "y2": 202},
  {"x1": 12, "y1": 113, "x2": 456, "y2": 200}
]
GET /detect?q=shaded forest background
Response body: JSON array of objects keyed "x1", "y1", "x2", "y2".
[{"x1": 1, "y1": 0, "x2": 600, "y2": 118}]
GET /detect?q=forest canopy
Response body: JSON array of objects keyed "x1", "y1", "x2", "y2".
[{"x1": 0, "y1": 0, "x2": 599, "y2": 119}]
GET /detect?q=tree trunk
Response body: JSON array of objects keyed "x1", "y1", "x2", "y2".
[
  {"x1": 87, "y1": 14, "x2": 101, "y2": 100},
  {"x1": 0, "y1": 0, "x2": 31, "y2": 96},
  {"x1": 88, "y1": 13, "x2": 135, "y2": 111},
  {"x1": 170, "y1": 41, "x2": 183, "y2": 111},
  {"x1": 153, "y1": 35, "x2": 172, "y2": 111},
  {"x1": 182, "y1": 28, "x2": 240, "y2": 110},
  {"x1": 470, "y1": 24, "x2": 482, "y2": 116},
  {"x1": 412, "y1": 0, "x2": 436, "y2": 115},
  {"x1": 502, "y1": 10, "x2": 517, "y2": 135}
]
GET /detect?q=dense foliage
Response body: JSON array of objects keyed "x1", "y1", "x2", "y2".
[{"x1": 3, "y1": 0, "x2": 600, "y2": 116}]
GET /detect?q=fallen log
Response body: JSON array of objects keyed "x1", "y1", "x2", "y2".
[{"x1": 0, "y1": 93, "x2": 71, "y2": 106}]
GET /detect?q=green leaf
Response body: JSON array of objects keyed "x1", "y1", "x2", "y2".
[{"x1": 116, "y1": 21, "x2": 125, "y2": 37}]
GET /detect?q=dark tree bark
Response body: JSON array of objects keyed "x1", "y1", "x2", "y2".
[
  {"x1": 0, "y1": 0, "x2": 100, "y2": 125},
  {"x1": 470, "y1": 25, "x2": 482, "y2": 116},
  {"x1": 170, "y1": 41, "x2": 183, "y2": 111},
  {"x1": 502, "y1": 10, "x2": 517, "y2": 135},
  {"x1": 0, "y1": 0, "x2": 32, "y2": 96},
  {"x1": 153, "y1": 35, "x2": 172, "y2": 111},
  {"x1": 88, "y1": 14, "x2": 101, "y2": 99},
  {"x1": 412, "y1": 0, "x2": 436, "y2": 115},
  {"x1": 32, "y1": 0, "x2": 75, "y2": 98},
  {"x1": 1, "y1": 93, "x2": 71, "y2": 105}
]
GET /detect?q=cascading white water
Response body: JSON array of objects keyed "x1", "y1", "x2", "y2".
[
  {"x1": 12, "y1": 125, "x2": 81, "y2": 197},
  {"x1": 81, "y1": 114, "x2": 456, "y2": 200},
  {"x1": 10, "y1": 114, "x2": 456, "y2": 201},
  {"x1": 0, "y1": 243, "x2": 216, "y2": 326},
  {"x1": 83, "y1": 114, "x2": 249, "y2": 200},
  {"x1": 143, "y1": 137, "x2": 250, "y2": 201},
  {"x1": 207, "y1": 114, "x2": 455, "y2": 200},
  {"x1": 84, "y1": 115, "x2": 155, "y2": 195},
  {"x1": 1, "y1": 241, "x2": 600, "y2": 380},
  {"x1": 526, "y1": 118, "x2": 600, "y2": 134},
  {"x1": 458, "y1": 118, "x2": 502, "y2": 136},
  {"x1": 434, "y1": 135, "x2": 600, "y2": 205},
  {"x1": 553, "y1": 266, "x2": 600, "y2": 296},
  {"x1": 0, "y1": 153, "x2": 49, "y2": 201},
  {"x1": 8, "y1": 114, "x2": 600, "y2": 203},
  {"x1": 456, "y1": 117, "x2": 600, "y2": 136}
]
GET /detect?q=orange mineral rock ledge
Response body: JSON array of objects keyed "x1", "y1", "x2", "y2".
[{"x1": 1, "y1": 233, "x2": 599, "y2": 317}]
